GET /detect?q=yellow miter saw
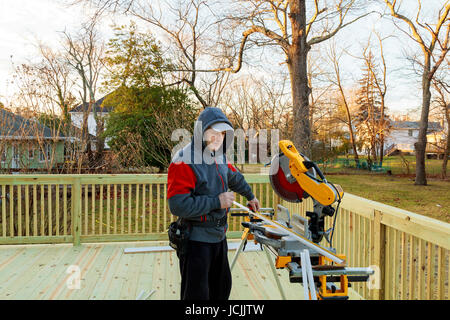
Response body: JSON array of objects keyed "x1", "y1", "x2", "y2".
[
  {"x1": 269, "y1": 140, "x2": 343, "y2": 243},
  {"x1": 230, "y1": 140, "x2": 373, "y2": 300}
]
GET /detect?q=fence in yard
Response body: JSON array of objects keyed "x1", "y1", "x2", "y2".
[{"x1": 0, "y1": 173, "x2": 448, "y2": 300}]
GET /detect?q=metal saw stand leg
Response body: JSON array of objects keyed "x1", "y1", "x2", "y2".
[
  {"x1": 230, "y1": 229, "x2": 287, "y2": 300},
  {"x1": 263, "y1": 245, "x2": 287, "y2": 300},
  {"x1": 230, "y1": 229, "x2": 249, "y2": 272},
  {"x1": 300, "y1": 249, "x2": 318, "y2": 300}
]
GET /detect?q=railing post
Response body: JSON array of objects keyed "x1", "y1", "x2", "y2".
[
  {"x1": 72, "y1": 178, "x2": 82, "y2": 246},
  {"x1": 371, "y1": 210, "x2": 386, "y2": 300}
]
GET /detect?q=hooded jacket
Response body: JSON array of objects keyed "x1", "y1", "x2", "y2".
[{"x1": 167, "y1": 107, "x2": 255, "y2": 243}]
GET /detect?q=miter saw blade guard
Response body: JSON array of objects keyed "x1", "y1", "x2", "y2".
[{"x1": 269, "y1": 152, "x2": 316, "y2": 203}]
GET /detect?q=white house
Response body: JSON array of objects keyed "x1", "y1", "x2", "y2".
[
  {"x1": 384, "y1": 120, "x2": 443, "y2": 156},
  {"x1": 69, "y1": 95, "x2": 113, "y2": 149}
]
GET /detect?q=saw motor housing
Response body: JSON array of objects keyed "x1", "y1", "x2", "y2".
[{"x1": 269, "y1": 140, "x2": 344, "y2": 244}]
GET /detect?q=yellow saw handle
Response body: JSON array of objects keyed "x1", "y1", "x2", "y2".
[{"x1": 279, "y1": 140, "x2": 341, "y2": 206}]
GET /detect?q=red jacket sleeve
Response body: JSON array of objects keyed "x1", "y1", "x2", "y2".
[{"x1": 167, "y1": 161, "x2": 221, "y2": 218}]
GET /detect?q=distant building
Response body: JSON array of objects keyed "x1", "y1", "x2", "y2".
[
  {"x1": 69, "y1": 95, "x2": 114, "y2": 149},
  {"x1": 0, "y1": 108, "x2": 66, "y2": 170},
  {"x1": 384, "y1": 120, "x2": 444, "y2": 156}
]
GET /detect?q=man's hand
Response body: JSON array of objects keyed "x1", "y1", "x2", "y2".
[
  {"x1": 247, "y1": 197, "x2": 261, "y2": 212},
  {"x1": 218, "y1": 192, "x2": 235, "y2": 209}
]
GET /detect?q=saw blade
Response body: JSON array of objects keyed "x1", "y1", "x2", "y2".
[{"x1": 269, "y1": 153, "x2": 305, "y2": 202}]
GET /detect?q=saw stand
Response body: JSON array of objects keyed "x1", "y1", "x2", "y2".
[
  {"x1": 230, "y1": 225, "x2": 287, "y2": 300},
  {"x1": 230, "y1": 225, "x2": 319, "y2": 300}
]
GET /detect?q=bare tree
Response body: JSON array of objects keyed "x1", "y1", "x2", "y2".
[
  {"x1": 325, "y1": 40, "x2": 360, "y2": 164},
  {"x1": 63, "y1": 17, "x2": 106, "y2": 170},
  {"x1": 383, "y1": 0, "x2": 450, "y2": 185},
  {"x1": 73, "y1": 0, "x2": 374, "y2": 156},
  {"x1": 361, "y1": 32, "x2": 390, "y2": 165},
  {"x1": 430, "y1": 59, "x2": 449, "y2": 178}
]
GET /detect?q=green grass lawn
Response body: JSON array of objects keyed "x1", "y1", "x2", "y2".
[
  {"x1": 327, "y1": 174, "x2": 450, "y2": 223},
  {"x1": 318, "y1": 155, "x2": 445, "y2": 176},
  {"x1": 239, "y1": 162, "x2": 450, "y2": 223}
]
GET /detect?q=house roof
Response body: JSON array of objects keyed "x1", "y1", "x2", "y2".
[
  {"x1": 69, "y1": 95, "x2": 114, "y2": 113},
  {"x1": 390, "y1": 120, "x2": 443, "y2": 132},
  {"x1": 0, "y1": 108, "x2": 65, "y2": 139}
]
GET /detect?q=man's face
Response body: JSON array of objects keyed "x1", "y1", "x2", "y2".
[{"x1": 204, "y1": 128, "x2": 225, "y2": 152}]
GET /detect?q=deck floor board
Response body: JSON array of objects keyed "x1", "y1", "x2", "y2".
[{"x1": 0, "y1": 241, "x2": 364, "y2": 300}]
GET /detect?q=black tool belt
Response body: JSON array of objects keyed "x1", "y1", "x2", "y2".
[
  {"x1": 168, "y1": 218, "x2": 191, "y2": 256},
  {"x1": 188, "y1": 215, "x2": 227, "y2": 228}
]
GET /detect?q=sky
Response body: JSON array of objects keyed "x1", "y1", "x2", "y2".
[{"x1": 0, "y1": 0, "x2": 447, "y2": 117}]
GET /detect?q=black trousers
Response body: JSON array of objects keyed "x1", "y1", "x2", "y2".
[{"x1": 178, "y1": 239, "x2": 232, "y2": 300}]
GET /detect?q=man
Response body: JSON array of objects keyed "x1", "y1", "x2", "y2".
[{"x1": 167, "y1": 106, "x2": 260, "y2": 300}]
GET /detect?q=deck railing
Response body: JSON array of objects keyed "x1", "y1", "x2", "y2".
[{"x1": 0, "y1": 174, "x2": 448, "y2": 300}]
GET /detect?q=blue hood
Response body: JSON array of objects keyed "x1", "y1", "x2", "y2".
[{"x1": 178, "y1": 107, "x2": 234, "y2": 165}]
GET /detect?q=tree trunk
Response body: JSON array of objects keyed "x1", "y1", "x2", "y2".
[
  {"x1": 288, "y1": 0, "x2": 311, "y2": 157},
  {"x1": 415, "y1": 57, "x2": 432, "y2": 185},
  {"x1": 441, "y1": 108, "x2": 450, "y2": 179}
]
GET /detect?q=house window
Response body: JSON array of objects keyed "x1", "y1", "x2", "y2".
[
  {"x1": 1, "y1": 148, "x2": 6, "y2": 162},
  {"x1": 39, "y1": 144, "x2": 52, "y2": 162},
  {"x1": 408, "y1": 129, "x2": 413, "y2": 136},
  {"x1": 28, "y1": 145, "x2": 34, "y2": 160},
  {"x1": 12, "y1": 146, "x2": 20, "y2": 162}
]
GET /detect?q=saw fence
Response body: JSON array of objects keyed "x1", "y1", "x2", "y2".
[{"x1": 0, "y1": 173, "x2": 448, "y2": 300}]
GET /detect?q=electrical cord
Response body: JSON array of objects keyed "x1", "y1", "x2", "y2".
[{"x1": 328, "y1": 182, "x2": 342, "y2": 247}]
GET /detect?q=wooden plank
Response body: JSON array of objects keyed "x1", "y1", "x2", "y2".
[
  {"x1": 25, "y1": 185, "x2": 29, "y2": 237},
  {"x1": 128, "y1": 184, "x2": 131, "y2": 234},
  {"x1": 55, "y1": 185, "x2": 60, "y2": 236},
  {"x1": 426, "y1": 242, "x2": 432, "y2": 300},
  {"x1": 48, "y1": 184, "x2": 52, "y2": 236},
  {"x1": 157, "y1": 184, "x2": 160, "y2": 233},
  {"x1": 67, "y1": 244, "x2": 116, "y2": 300},
  {"x1": 17, "y1": 245, "x2": 75, "y2": 299},
  {"x1": 142, "y1": 184, "x2": 146, "y2": 233},
  {"x1": 0, "y1": 246, "x2": 52, "y2": 298},
  {"x1": 99, "y1": 184, "x2": 103, "y2": 235},
  {"x1": 91, "y1": 184, "x2": 96, "y2": 235},
  {"x1": 39, "y1": 245, "x2": 96, "y2": 299},
  {"x1": 80, "y1": 233, "x2": 168, "y2": 243},
  {"x1": 394, "y1": 229, "x2": 400, "y2": 299},
  {"x1": 409, "y1": 235, "x2": 416, "y2": 299},
  {"x1": 84, "y1": 184, "x2": 88, "y2": 235},
  {"x1": 119, "y1": 247, "x2": 145, "y2": 299},
  {"x1": 33, "y1": 185, "x2": 37, "y2": 236},
  {"x1": 163, "y1": 184, "x2": 167, "y2": 232},
  {"x1": 17, "y1": 185, "x2": 22, "y2": 237},
  {"x1": 371, "y1": 210, "x2": 386, "y2": 300},
  {"x1": 385, "y1": 227, "x2": 392, "y2": 300},
  {"x1": 60, "y1": 245, "x2": 105, "y2": 300},
  {"x1": 63, "y1": 185, "x2": 67, "y2": 236},
  {"x1": 418, "y1": 238, "x2": 426, "y2": 299},
  {"x1": 135, "y1": 184, "x2": 139, "y2": 233},
  {"x1": 10, "y1": 185, "x2": 14, "y2": 237},
  {"x1": 89, "y1": 245, "x2": 124, "y2": 299},
  {"x1": 40, "y1": 185, "x2": 44, "y2": 236},
  {"x1": 121, "y1": 184, "x2": 124, "y2": 234},
  {"x1": 437, "y1": 246, "x2": 444, "y2": 300},
  {"x1": 0, "y1": 235, "x2": 73, "y2": 245},
  {"x1": 2, "y1": 185, "x2": 6, "y2": 237},
  {"x1": 113, "y1": 184, "x2": 117, "y2": 234},
  {"x1": 106, "y1": 184, "x2": 110, "y2": 235},
  {"x1": 149, "y1": 184, "x2": 153, "y2": 233},
  {"x1": 72, "y1": 179, "x2": 82, "y2": 246},
  {"x1": 400, "y1": 232, "x2": 407, "y2": 299}
]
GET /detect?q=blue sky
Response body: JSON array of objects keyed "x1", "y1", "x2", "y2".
[{"x1": 0, "y1": 0, "x2": 447, "y2": 117}]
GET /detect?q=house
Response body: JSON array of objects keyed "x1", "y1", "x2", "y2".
[
  {"x1": 384, "y1": 120, "x2": 443, "y2": 156},
  {"x1": 69, "y1": 95, "x2": 113, "y2": 149},
  {"x1": 0, "y1": 108, "x2": 66, "y2": 170}
]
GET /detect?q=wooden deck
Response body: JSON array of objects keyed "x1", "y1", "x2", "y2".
[{"x1": 0, "y1": 240, "x2": 364, "y2": 300}]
